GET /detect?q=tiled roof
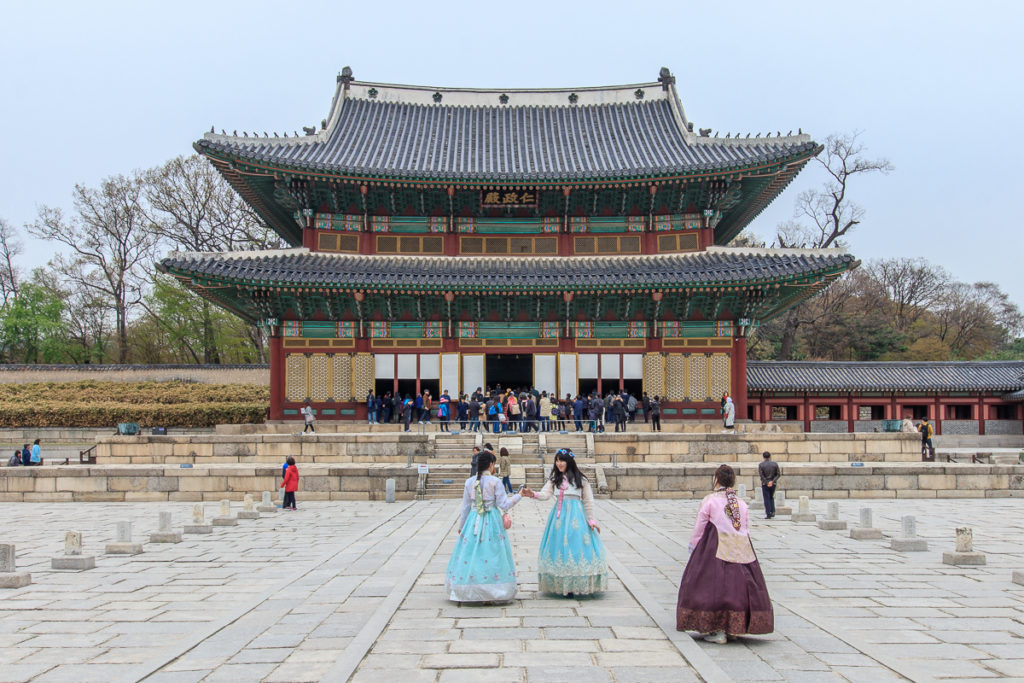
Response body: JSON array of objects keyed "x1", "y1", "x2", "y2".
[
  {"x1": 158, "y1": 247, "x2": 854, "y2": 290},
  {"x1": 1004, "y1": 389, "x2": 1024, "y2": 402},
  {"x1": 748, "y1": 361, "x2": 1024, "y2": 393},
  {"x1": 196, "y1": 70, "x2": 816, "y2": 182}
]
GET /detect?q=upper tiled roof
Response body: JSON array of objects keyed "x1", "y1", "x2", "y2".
[
  {"x1": 196, "y1": 68, "x2": 817, "y2": 182},
  {"x1": 158, "y1": 246, "x2": 854, "y2": 290},
  {"x1": 748, "y1": 361, "x2": 1024, "y2": 393}
]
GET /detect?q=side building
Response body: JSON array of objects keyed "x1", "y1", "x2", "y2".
[{"x1": 159, "y1": 67, "x2": 856, "y2": 421}]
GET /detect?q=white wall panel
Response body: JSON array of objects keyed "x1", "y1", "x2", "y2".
[
  {"x1": 440, "y1": 354, "x2": 460, "y2": 397},
  {"x1": 601, "y1": 354, "x2": 621, "y2": 379},
  {"x1": 579, "y1": 353, "x2": 599, "y2": 378},
  {"x1": 558, "y1": 354, "x2": 577, "y2": 398},
  {"x1": 419, "y1": 354, "x2": 440, "y2": 379},
  {"x1": 533, "y1": 354, "x2": 557, "y2": 395},
  {"x1": 374, "y1": 354, "x2": 394, "y2": 379},
  {"x1": 622, "y1": 354, "x2": 643, "y2": 379},
  {"x1": 462, "y1": 355, "x2": 484, "y2": 397},
  {"x1": 397, "y1": 354, "x2": 417, "y2": 379}
]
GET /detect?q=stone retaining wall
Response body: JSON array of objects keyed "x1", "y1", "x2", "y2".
[
  {"x1": 1, "y1": 462, "x2": 1021, "y2": 502},
  {"x1": 602, "y1": 462, "x2": 1024, "y2": 500},
  {"x1": 589, "y1": 432, "x2": 921, "y2": 464}
]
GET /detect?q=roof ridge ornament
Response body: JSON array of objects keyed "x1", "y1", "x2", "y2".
[
  {"x1": 338, "y1": 66, "x2": 354, "y2": 90},
  {"x1": 658, "y1": 67, "x2": 675, "y2": 91}
]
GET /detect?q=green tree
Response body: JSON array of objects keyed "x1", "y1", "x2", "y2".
[{"x1": 0, "y1": 278, "x2": 69, "y2": 363}]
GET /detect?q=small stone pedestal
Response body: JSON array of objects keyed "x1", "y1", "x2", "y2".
[
  {"x1": 0, "y1": 544, "x2": 31, "y2": 588},
  {"x1": 150, "y1": 511, "x2": 183, "y2": 543},
  {"x1": 238, "y1": 494, "x2": 260, "y2": 520},
  {"x1": 105, "y1": 521, "x2": 143, "y2": 555},
  {"x1": 942, "y1": 527, "x2": 986, "y2": 566},
  {"x1": 1012, "y1": 571, "x2": 1024, "y2": 586},
  {"x1": 818, "y1": 502, "x2": 848, "y2": 530},
  {"x1": 386, "y1": 479, "x2": 396, "y2": 504},
  {"x1": 257, "y1": 491, "x2": 278, "y2": 514},
  {"x1": 891, "y1": 515, "x2": 928, "y2": 551},
  {"x1": 52, "y1": 531, "x2": 96, "y2": 570},
  {"x1": 791, "y1": 496, "x2": 817, "y2": 523},
  {"x1": 212, "y1": 499, "x2": 239, "y2": 526},
  {"x1": 850, "y1": 508, "x2": 883, "y2": 540},
  {"x1": 736, "y1": 484, "x2": 747, "y2": 500},
  {"x1": 774, "y1": 491, "x2": 792, "y2": 517},
  {"x1": 184, "y1": 504, "x2": 213, "y2": 534}
]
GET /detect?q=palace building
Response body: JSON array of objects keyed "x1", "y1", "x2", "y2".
[{"x1": 159, "y1": 67, "x2": 857, "y2": 421}]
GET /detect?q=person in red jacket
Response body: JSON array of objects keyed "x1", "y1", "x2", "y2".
[{"x1": 282, "y1": 456, "x2": 299, "y2": 510}]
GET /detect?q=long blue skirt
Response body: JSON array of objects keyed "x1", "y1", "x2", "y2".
[
  {"x1": 445, "y1": 507, "x2": 518, "y2": 602},
  {"x1": 538, "y1": 498, "x2": 608, "y2": 595}
]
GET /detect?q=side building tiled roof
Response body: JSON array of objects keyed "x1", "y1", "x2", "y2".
[
  {"x1": 196, "y1": 69, "x2": 817, "y2": 183},
  {"x1": 158, "y1": 247, "x2": 855, "y2": 291},
  {"x1": 748, "y1": 361, "x2": 1024, "y2": 393}
]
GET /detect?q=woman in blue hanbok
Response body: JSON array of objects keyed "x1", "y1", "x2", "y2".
[
  {"x1": 446, "y1": 451, "x2": 535, "y2": 603},
  {"x1": 532, "y1": 448, "x2": 608, "y2": 596}
]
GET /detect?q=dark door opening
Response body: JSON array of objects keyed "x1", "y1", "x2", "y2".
[
  {"x1": 621, "y1": 379, "x2": 642, "y2": 399},
  {"x1": 485, "y1": 354, "x2": 533, "y2": 393},
  {"x1": 396, "y1": 379, "x2": 417, "y2": 401},
  {"x1": 578, "y1": 379, "x2": 598, "y2": 397}
]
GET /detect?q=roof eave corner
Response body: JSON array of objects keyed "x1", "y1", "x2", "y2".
[{"x1": 318, "y1": 66, "x2": 354, "y2": 142}]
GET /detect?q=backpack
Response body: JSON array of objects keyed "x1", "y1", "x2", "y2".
[{"x1": 488, "y1": 402, "x2": 497, "y2": 416}]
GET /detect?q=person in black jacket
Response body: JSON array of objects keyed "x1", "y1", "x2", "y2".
[{"x1": 758, "y1": 451, "x2": 781, "y2": 519}]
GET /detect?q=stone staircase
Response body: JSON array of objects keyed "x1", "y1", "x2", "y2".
[{"x1": 431, "y1": 432, "x2": 479, "y2": 462}]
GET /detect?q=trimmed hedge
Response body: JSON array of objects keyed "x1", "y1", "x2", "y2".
[{"x1": 0, "y1": 381, "x2": 269, "y2": 427}]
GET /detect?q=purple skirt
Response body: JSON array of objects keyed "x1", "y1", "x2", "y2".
[{"x1": 676, "y1": 524, "x2": 774, "y2": 635}]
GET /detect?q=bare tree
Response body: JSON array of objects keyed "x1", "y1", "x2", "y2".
[
  {"x1": 0, "y1": 218, "x2": 22, "y2": 306},
  {"x1": 862, "y1": 258, "x2": 950, "y2": 332},
  {"x1": 935, "y1": 281, "x2": 1024, "y2": 358},
  {"x1": 29, "y1": 174, "x2": 156, "y2": 363},
  {"x1": 767, "y1": 132, "x2": 893, "y2": 358},
  {"x1": 142, "y1": 155, "x2": 281, "y2": 363}
]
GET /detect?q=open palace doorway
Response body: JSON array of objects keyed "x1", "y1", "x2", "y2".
[{"x1": 485, "y1": 354, "x2": 533, "y2": 394}]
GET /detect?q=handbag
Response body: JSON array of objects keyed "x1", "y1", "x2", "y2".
[
  {"x1": 499, "y1": 413, "x2": 508, "y2": 423},
  {"x1": 502, "y1": 513, "x2": 512, "y2": 529}
]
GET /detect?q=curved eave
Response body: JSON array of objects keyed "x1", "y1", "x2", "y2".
[
  {"x1": 195, "y1": 140, "x2": 818, "y2": 191},
  {"x1": 158, "y1": 259, "x2": 856, "y2": 298}
]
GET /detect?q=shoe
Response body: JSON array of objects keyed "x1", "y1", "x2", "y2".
[{"x1": 703, "y1": 630, "x2": 727, "y2": 644}]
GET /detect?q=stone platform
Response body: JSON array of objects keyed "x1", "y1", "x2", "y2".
[
  {"x1": 1, "y1": 499, "x2": 1022, "y2": 682},
  {"x1": 2, "y1": 461, "x2": 1023, "y2": 502}
]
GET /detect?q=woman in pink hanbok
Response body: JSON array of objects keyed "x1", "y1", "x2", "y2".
[{"x1": 676, "y1": 464, "x2": 773, "y2": 643}]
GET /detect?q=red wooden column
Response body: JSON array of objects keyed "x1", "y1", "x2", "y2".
[
  {"x1": 977, "y1": 396, "x2": 986, "y2": 436},
  {"x1": 731, "y1": 337, "x2": 748, "y2": 421},
  {"x1": 934, "y1": 396, "x2": 943, "y2": 435},
  {"x1": 803, "y1": 394, "x2": 812, "y2": 432},
  {"x1": 269, "y1": 335, "x2": 284, "y2": 420},
  {"x1": 846, "y1": 396, "x2": 855, "y2": 433}
]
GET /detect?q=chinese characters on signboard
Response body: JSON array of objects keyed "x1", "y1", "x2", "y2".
[{"x1": 480, "y1": 190, "x2": 538, "y2": 208}]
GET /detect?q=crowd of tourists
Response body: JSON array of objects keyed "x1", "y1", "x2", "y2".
[
  {"x1": 448, "y1": 444, "x2": 775, "y2": 644},
  {"x1": 362, "y1": 386, "x2": 665, "y2": 433},
  {"x1": 6, "y1": 438, "x2": 41, "y2": 466}
]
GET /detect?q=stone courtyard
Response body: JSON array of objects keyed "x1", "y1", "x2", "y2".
[{"x1": 1, "y1": 497, "x2": 1022, "y2": 682}]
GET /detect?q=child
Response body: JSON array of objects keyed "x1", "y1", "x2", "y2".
[{"x1": 281, "y1": 456, "x2": 299, "y2": 510}]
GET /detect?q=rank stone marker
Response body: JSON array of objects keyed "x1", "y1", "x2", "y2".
[
  {"x1": 792, "y1": 495, "x2": 817, "y2": 522},
  {"x1": 891, "y1": 515, "x2": 929, "y2": 551},
  {"x1": 257, "y1": 491, "x2": 278, "y2": 514},
  {"x1": 184, "y1": 503, "x2": 213, "y2": 534},
  {"x1": 775, "y1": 490, "x2": 792, "y2": 516},
  {"x1": 850, "y1": 507, "x2": 883, "y2": 540},
  {"x1": 105, "y1": 521, "x2": 143, "y2": 555},
  {"x1": 212, "y1": 499, "x2": 239, "y2": 526},
  {"x1": 818, "y1": 502, "x2": 848, "y2": 530},
  {"x1": 942, "y1": 526, "x2": 986, "y2": 565},
  {"x1": 1013, "y1": 571, "x2": 1024, "y2": 586},
  {"x1": 386, "y1": 478, "x2": 396, "y2": 503},
  {"x1": 0, "y1": 544, "x2": 31, "y2": 588},
  {"x1": 238, "y1": 493, "x2": 260, "y2": 519},
  {"x1": 737, "y1": 484, "x2": 747, "y2": 500},
  {"x1": 51, "y1": 530, "x2": 96, "y2": 570},
  {"x1": 150, "y1": 511, "x2": 183, "y2": 543}
]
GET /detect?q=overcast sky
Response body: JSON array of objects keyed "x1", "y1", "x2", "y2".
[{"x1": 2, "y1": 0, "x2": 1022, "y2": 307}]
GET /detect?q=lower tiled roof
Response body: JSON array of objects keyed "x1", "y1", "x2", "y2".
[
  {"x1": 748, "y1": 361, "x2": 1024, "y2": 393},
  {"x1": 1003, "y1": 389, "x2": 1024, "y2": 402},
  {"x1": 158, "y1": 247, "x2": 854, "y2": 290}
]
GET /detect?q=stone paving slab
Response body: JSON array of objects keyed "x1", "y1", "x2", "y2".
[{"x1": 0, "y1": 498, "x2": 1021, "y2": 681}]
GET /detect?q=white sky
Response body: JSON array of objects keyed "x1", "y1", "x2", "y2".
[{"x1": 2, "y1": 0, "x2": 1022, "y2": 307}]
